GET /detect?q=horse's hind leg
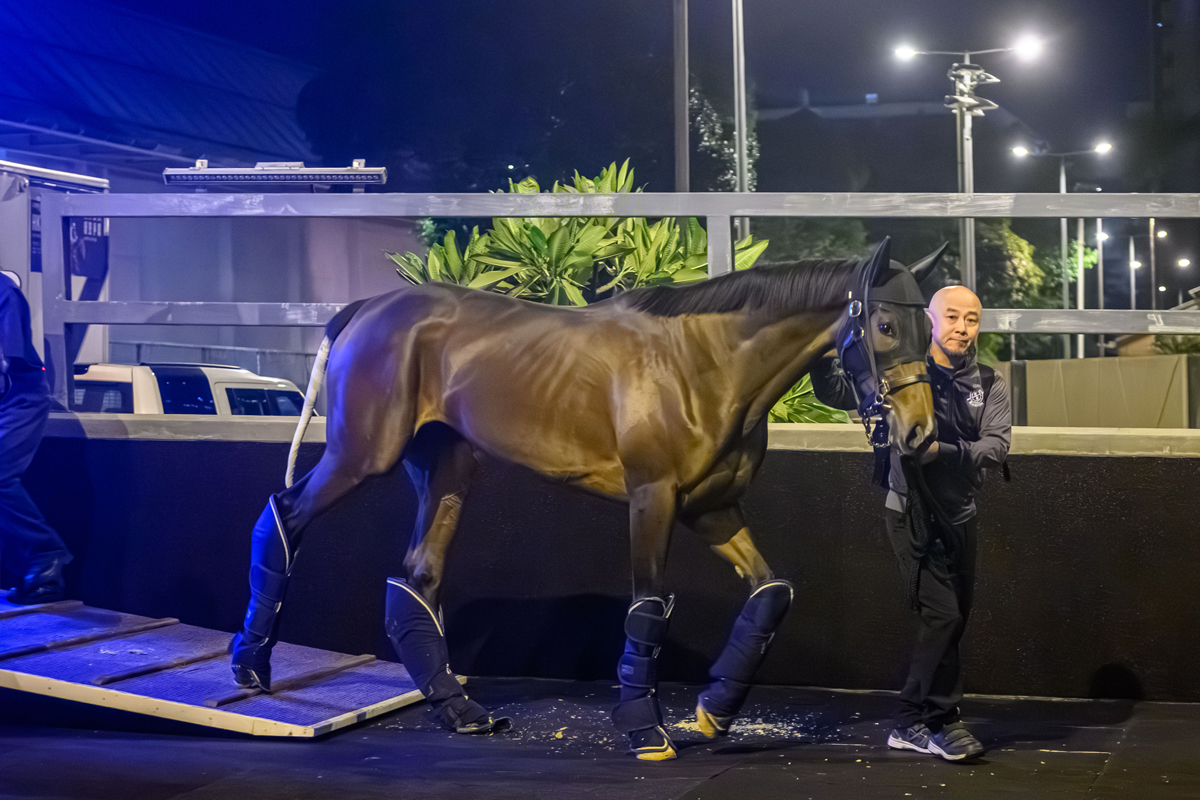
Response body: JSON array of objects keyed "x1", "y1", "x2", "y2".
[
  {"x1": 683, "y1": 505, "x2": 794, "y2": 739},
  {"x1": 231, "y1": 356, "x2": 415, "y2": 691},
  {"x1": 384, "y1": 424, "x2": 507, "y2": 734}
]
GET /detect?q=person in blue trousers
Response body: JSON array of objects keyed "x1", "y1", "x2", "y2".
[{"x1": 0, "y1": 276, "x2": 71, "y2": 604}]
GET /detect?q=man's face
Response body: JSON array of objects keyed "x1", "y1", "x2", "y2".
[{"x1": 927, "y1": 286, "x2": 981, "y2": 359}]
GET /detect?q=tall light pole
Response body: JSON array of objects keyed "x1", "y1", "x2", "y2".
[
  {"x1": 1012, "y1": 141, "x2": 1112, "y2": 356},
  {"x1": 896, "y1": 36, "x2": 1042, "y2": 291},
  {"x1": 731, "y1": 0, "x2": 750, "y2": 239},
  {"x1": 1151, "y1": 221, "x2": 1167, "y2": 309},
  {"x1": 674, "y1": 0, "x2": 689, "y2": 193},
  {"x1": 1129, "y1": 237, "x2": 1141, "y2": 310},
  {"x1": 1126, "y1": 226, "x2": 1165, "y2": 310},
  {"x1": 1076, "y1": 218, "x2": 1085, "y2": 358},
  {"x1": 1097, "y1": 220, "x2": 1107, "y2": 354}
]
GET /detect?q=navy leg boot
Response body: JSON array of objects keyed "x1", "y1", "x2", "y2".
[
  {"x1": 696, "y1": 579, "x2": 793, "y2": 739},
  {"x1": 230, "y1": 496, "x2": 299, "y2": 691},
  {"x1": 385, "y1": 578, "x2": 509, "y2": 734},
  {"x1": 612, "y1": 596, "x2": 677, "y2": 761}
]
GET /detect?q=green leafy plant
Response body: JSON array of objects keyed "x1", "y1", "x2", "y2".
[
  {"x1": 1154, "y1": 334, "x2": 1200, "y2": 354},
  {"x1": 767, "y1": 375, "x2": 852, "y2": 424},
  {"x1": 389, "y1": 160, "x2": 770, "y2": 303},
  {"x1": 600, "y1": 217, "x2": 769, "y2": 292}
]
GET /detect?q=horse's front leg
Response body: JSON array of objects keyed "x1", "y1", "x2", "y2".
[
  {"x1": 684, "y1": 505, "x2": 794, "y2": 740},
  {"x1": 613, "y1": 480, "x2": 679, "y2": 761}
]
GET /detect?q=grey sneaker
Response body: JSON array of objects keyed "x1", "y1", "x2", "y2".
[
  {"x1": 928, "y1": 722, "x2": 985, "y2": 761},
  {"x1": 886, "y1": 723, "x2": 932, "y2": 753}
]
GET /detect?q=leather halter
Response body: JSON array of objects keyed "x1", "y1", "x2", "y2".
[{"x1": 836, "y1": 279, "x2": 931, "y2": 437}]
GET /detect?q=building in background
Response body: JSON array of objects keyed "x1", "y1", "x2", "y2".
[{"x1": 0, "y1": 0, "x2": 419, "y2": 392}]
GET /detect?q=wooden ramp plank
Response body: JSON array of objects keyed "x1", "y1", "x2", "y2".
[
  {"x1": 0, "y1": 598, "x2": 436, "y2": 738},
  {"x1": 0, "y1": 600, "x2": 83, "y2": 621},
  {"x1": 205, "y1": 653, "x2": 377, "y2": 708}
]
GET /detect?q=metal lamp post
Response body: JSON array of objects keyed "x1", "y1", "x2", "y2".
[
  {"x1": 674, "y1": 0, "x2": 689, "y2": 194},
  {"x1": 732, "y1": 0, "x2": 750, "y2": 239},
  {"x1": 1129, "y1": 238, "x2": 1141, "y2": 310},
  {"x1": 1125, "y1": 225, "x2": 1167, "y2": 310},
  {"x1": 896, "y1": 37, "x2": 1042, "y2": 291},
  {"x1": 1012, "y1": 142, "x2": 1112, "y2": 356}
]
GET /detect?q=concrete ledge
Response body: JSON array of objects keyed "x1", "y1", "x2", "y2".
[
  {"x1": 46, "y1": 414, "x2": 1200, "y2": 457},
  {"x1": 768, "y1": 422, "x2": 1200, "y2": 458},
  {"x1": 46, "y1": 413, "x2": 325, "y2": 444}
]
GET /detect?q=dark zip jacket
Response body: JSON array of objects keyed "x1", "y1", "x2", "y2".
[{"x1": 810, "y1": 350, "x2": 1012, "y2": 524}]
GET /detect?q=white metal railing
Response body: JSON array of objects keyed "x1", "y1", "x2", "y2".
[{"x1": 41, "y1": 191, "x2": 1200, "y2": 407}]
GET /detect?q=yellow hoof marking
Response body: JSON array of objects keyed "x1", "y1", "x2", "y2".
[
  {"x1": 635, "y1": 745, "x2": 678, "y2": 762},
  {"x1": 695, "y1": 703, "x2": 724, "y2": 741}
]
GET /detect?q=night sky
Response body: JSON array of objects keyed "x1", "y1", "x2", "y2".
[
  {"x1": 99, "y1": 0, "x2": 1154, "y2": 186},
  {"x1": 98, "y1": 1, "x2": 1194, "y2": 300}
]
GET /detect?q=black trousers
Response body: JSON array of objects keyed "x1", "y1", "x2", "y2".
[
  {"x1": 885, "y1": 508, "x2": 977, "y2": 731},
  {"x1": 0, "y1": 390, "x2": 68, "y2": 571}
]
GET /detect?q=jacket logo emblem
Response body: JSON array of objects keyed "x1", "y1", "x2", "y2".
[{"x1": 967, "y1": 388, "x2": 985, "y2": 408}]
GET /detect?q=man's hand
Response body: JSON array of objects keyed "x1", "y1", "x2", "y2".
[{"x1": 918, "y1": 440, "x2": 939, "y2": 465}]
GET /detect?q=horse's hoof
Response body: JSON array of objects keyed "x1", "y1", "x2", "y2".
[
  {"x1": 230, "y1": 633, "x2": 272, "y2": 691},
  {"x1": 629, "y1": 726, "x2": 678, "y2": 761},
  {"x1": 456, "y1": 716, "x2": 513, "y2": 735},
  {"x1": 695, "y1": 701, "x2": 733, "y2": 740}
]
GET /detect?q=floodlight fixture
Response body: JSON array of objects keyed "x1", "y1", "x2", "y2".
[
  {"x1": 1094, "y1": 142, "x2": 1113, "y2": 154},
  {"x1": 1159, "y1": 285, "x2": 1167, "y2": 292},
  {"x1": 1180, "y1": 258, "x2": 1192, "y2": 268},
  {"x1": 163, "y1": 159, "x2": 387, "y2": 190},
  {"x1": 1131, "y1": 260, "x2": 1142, "y2": 269},
  {"x1": 1157, "y1": 229, "x2": 1168, "y2": 238},
  {"x1": 1012, "y1": 145, "x2": 1030, "y2": 157},
  {"x1": 1013, "y1": 35, "x2": 1044, "y2": 61},
  {"x1": 895, "y1": 45, "x2": 918, "y2": 61},
  {"x1": 1098, "y1": 232, "x2": 1109, "y2": 241}
]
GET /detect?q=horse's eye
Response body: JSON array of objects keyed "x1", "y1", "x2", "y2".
[{"x1": 878, "y1": 323, "x2": 894, "y2": 337}]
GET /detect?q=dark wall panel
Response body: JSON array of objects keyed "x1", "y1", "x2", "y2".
[{"x1": 20, "y1": 436, "x2": 1200, "y2": 701}]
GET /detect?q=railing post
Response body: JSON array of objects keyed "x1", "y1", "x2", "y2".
[
  {"x1": 707, "y1": 215, "x2": 732, "y2": 277},
  {"x1": 40, "y1": 193, "x2": 70, "y2": 410}
]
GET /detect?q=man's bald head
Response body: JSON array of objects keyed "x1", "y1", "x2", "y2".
[{"x1": 927, "y1": 285, "x2": 982, "y2": 365}]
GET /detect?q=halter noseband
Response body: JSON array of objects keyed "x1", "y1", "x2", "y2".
[{"x1": 837, "y1": 284, "x2": 931, "y2": 439}]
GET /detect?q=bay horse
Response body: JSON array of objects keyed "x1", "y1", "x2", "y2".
[{"x1": 231, "y1": 238, "x2": 941, "y2": 760}]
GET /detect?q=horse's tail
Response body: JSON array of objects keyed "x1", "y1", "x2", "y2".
[{"x1": 285, "y1": 298, "x2": 371, "y2": 488}]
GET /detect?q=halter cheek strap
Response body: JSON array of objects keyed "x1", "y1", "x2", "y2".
[{"x1": 837, "y1": 293, "x2": 931, "y2": 441}]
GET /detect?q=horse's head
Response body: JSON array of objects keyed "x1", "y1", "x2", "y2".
[{"x1": 837, "y1": 238, "x2": 945, "y2": 458}]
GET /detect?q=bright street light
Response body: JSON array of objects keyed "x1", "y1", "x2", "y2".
[
  {"x1": 1131, "y1": 260, "x2": 1142, "y2": 269},
  {"x1": 1180, "y1": 258, "x2": 1192, "y2": 268},
  {"x1": 1098, "y1": 232, "x2": 1109, "y2": 241},
  {"x1": 1013, "y1": 36, "x2": 1044, "y2": 61},
  {"x1": 1157, "y1": 229, "x2": 1168, "y2": 238},
  {"x1": 1094, "y1": 142, "x2": 1113, "y2": 154},
  {"x1": 1012, "y1": 145, "x2": 1030, "y2": 157},
  {"x1": 897, "y1": 35, "x2": 1043, "y2": 290},
  {"x1": 1159, "y1": 286, "x2": 1167, "y2": 292}
]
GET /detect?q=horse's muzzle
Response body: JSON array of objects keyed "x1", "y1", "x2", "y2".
[{"x1": 882, "y1": 362, "x2": 936, "y2": 457}]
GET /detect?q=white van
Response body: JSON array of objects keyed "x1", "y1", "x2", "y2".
[{"x1": 71, "y1": 363, "x2": 307, "y2": 416}]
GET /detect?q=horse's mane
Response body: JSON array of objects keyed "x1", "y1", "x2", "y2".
[{"x1": 612, "y1": 258, "x2": 860, "y2": 318}]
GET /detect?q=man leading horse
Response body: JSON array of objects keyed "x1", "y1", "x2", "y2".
[{"x1": 230, "y1": 237, "x2": 943, "y2": 760}]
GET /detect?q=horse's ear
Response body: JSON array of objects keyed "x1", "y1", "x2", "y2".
[
  {"x1": 907, "y1": 242, "x2": 949, "y2": 284},
  {"x1": 865, "y1": 237, "x2": 892, "y2": 287}
]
